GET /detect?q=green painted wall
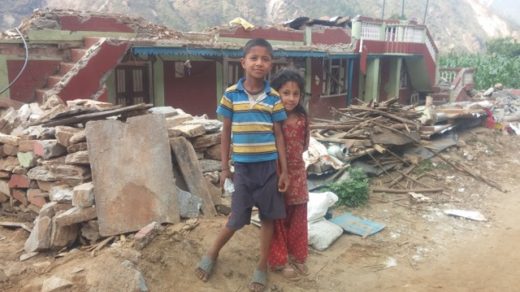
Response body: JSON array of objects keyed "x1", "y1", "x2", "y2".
[
  {"x1": 364, "y1": 58, "x2": 381, "y2": 102},
  {"x1": 216, "y1": 61, "x2": 223, "y2": 102},
  {"x1": 106, "y1": 71, "x2": 116, "y2": 104},
  {"x1": 27, "y1": 29, "x2": 136, "y2": 43},
  {"x1": 405, "y1": 58, "x2": 430, "y2": 91},
  {"x1": 0, "y1": 56, "x2": 9, "y2": 98},
  {"x1": 383, "y1": 58, "x2": 401, "y2": 99},
  {"x1": 153, "y1": 59, "x2": 165, "y2": 106}
]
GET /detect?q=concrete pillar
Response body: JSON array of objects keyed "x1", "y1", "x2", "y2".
[
  {"x1": 0, "y1": 56, "x2": 9, "y2": 98},
  {"x1": 364, "y1": 58, "x2": 381, "y2": 102},
  {"x1": 153, "y1": 58, "x2": 165, "y2": 106}
]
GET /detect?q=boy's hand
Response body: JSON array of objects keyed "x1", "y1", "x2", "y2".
[
  {"x1": 278, "y1": 172, "x2": 289, "y2": 193},
  {"x1": 220, "y1": 169, "x2": 232, "y2": 188}
]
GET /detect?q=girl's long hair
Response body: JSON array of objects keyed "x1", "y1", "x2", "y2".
[
  {"x1": 270, "y1": 68, "x2": 309, "y2": 148},
  {"x1": 270, "y1": 68, "x2": 307, "y2": 118}
]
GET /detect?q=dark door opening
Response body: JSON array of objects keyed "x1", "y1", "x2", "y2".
[{"x1": 115, "y1": 65, "x2": 150, "y2": 105}]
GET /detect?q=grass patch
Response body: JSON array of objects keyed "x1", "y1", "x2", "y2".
[{"x1": 325, "y1": 167, "x2": 369, "y2": 208}]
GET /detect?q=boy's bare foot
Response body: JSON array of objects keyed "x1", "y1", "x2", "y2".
[
  {"x1": 195, "y1": 255, "x2": 215, "y2": 282},
  {"x1": 248, "y1": 269, "x2": 267, "y2": 292},
  {"x1": 272, "y1": 265, "x2": 299, "y2": 279}
]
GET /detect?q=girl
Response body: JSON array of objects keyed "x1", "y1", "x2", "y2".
[{"x1": 268, "y1": 68, "x2": 310, "y2": 278}]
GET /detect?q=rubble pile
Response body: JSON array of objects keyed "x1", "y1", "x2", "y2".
[
  {"x1": 1, "y1": 8, "x2": 185, "y2": 41},
  {"x1": 0, "y1": 96, "x2": 223, "y2": 257},
  {"x1": 310, "y1": 98, "x2": 422, "y2": 164}
]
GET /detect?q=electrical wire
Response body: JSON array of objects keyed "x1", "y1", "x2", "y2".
[{"x1": 0, "y1": 27, "x2": 29, "y2": 95}]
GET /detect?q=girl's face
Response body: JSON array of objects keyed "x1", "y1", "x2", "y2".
[{"x1": 279, "y1": 81, "x2": 301, "y2": 112}]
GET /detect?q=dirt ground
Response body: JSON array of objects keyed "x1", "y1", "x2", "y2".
[{"x1": 1, "y1": 127, "x2": 519, "y2": 292}]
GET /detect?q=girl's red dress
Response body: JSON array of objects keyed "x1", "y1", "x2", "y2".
[{"x1": 269, "y1": 114, "x2": 308, "y2": 267}]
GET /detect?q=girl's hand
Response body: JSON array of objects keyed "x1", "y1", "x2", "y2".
[{"x1": 278, "y1": 172, "x2": 289, "y2": 193}]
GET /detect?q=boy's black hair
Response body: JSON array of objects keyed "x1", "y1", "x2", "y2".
[
  {"x1": 243, "y1": 38, "x2": 273, "y2": 57},
  {"x1": 270, "y1": 68, "x2": 307, "y2": 117}
]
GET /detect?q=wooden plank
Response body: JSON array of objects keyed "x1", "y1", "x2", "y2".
[
  {"x1": 170, "y1": 137, "x2": 217, "y2": 217},
  {"x1": 33, "y1": 103, "x2": 153, "y2": 127}
]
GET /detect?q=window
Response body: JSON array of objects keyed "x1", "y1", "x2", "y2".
[
  {"x1": 115, "y1": 65, "x2": 150, "y2": 106},
  {"x1": 322, "y1": 58, "x2": 347, "y2": 96}
]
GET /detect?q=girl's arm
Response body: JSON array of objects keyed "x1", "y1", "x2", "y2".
[
  {"x1": 274, "y1": 121, "x2": 289, "y2": 192},
  {"x1": 304, "y1": 116, "x2": 310, "y2": 151}
]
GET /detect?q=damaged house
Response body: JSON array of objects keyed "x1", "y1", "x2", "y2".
[{"x1": 0, "y1": 10, "x2": 440, "y2": 118}]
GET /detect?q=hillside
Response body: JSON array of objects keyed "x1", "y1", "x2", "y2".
[{"x1": 1, "y1": 0, "x2": 518, "y2": 53}]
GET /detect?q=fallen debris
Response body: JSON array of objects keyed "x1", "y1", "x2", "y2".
[{"x1": 444, "y1": 209, "x2": 487, "y2": 221}]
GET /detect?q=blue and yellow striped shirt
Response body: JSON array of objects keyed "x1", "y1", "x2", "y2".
[{"x1": 216, "y1": 78, "x2": 287, "y2": 163}]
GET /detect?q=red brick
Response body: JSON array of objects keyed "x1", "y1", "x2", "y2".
[{"x1": 8, "y1": 174, "x2": 31, "y2": 189}]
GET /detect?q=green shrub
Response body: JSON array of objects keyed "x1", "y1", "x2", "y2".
[{"x1": 325, "y1": 167, "x2": 369, "y2": 207}]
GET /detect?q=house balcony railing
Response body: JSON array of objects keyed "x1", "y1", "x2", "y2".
[{"x1": 352, "y1": 16, "x2": 438, "y2": 61}]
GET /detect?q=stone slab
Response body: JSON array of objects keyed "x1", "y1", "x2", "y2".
[
  {"x1": 86, "y1": 114, "x2": 180, "y2": 236},
  {"x1": 170, "y1": 137, "x2": 216, "y2": 217}
]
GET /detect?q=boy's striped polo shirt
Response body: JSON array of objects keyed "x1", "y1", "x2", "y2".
[{"x1": 216, "y1": 78, "x2": 287, "y2": 163}]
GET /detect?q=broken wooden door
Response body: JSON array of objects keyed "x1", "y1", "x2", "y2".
[{"x1": 115, "y1": 65, "x2": 150, "y2": 105}]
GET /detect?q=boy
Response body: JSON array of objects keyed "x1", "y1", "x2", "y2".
[{"x1": 195, "y1": 38, "x2": 289, "y2": 292}]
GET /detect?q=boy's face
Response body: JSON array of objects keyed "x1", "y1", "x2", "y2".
[{"x1": 241, "y1": 46, "x2": 273, "y2": 80}]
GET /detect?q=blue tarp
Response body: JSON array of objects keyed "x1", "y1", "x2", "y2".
[{"x1": 330, "y1": 212, "x2": 385, "y2": 238}]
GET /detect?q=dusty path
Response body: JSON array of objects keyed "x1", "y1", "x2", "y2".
[{"x1": 1, "y1": 129, "x2": 519, "y2": 292}]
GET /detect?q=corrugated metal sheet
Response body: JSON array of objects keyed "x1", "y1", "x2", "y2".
[{"x1": 132, "y1": 46, "x2": 356, "y2": 59}]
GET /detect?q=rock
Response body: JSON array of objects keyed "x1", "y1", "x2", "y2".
[
  {"x1": 0, "y1": 191, "x2": 8, "y2": 203},
  {"x1": 12, "y1": 189, "x2": 28, "y2": 206},
  {"x1": 81, "y1": 220, "x2": 100, "y2": 243},
  {"x1": 2, "y1": 143, "x2": 18, "y2": 155},
  {"x1": 204, "y1": 144, "x2": 221, "y2": 160},
  {"x1": 28, "y1": 165, "x2": 90, "y2": 186},
  {"x1": 12, "y1": 165, "x2": 28, "y2": 175},
  {"x1": 148, "y1": 106, "x2": 178, "y2": 117},
  {"x1": 170, "y1": 137, "x2": 217, "y2": 217},
  {"x1": 65, "y1": 150, "x2": 89, "y2": 165},
  {"x1": 494, "y1": 83, "x2": 504, "y2": 90},
  {"x1": 199, "y1": 159, "x2": 222, "y2": 173},
  {"x1": 24, "y1": 216, "x2": 52, "y2": 252},
  {"x1": 55, "y1": 126, "x2": 81, "y2": 147},
  {"x1": 18, "y1": 139, "x2": 36, "y2": 152},
  {"x1": 165, "y1": 114, "x2": 193, "y2": 128},
  {"x1": 37, "y1": 180, "x2": 54, "y2": 192},
  {"x1": 69, "y1": 130, "x2": 86, "y2": 144},
  {"x1": 54, "y1": 206, "x2": 96, "y2": 226},
  {"x1": 8, "y1": 174, "x2": 31, "y2": 188},
  {"x1": 134, "y1": 221, "x2": 161, "y2": 250},
  {"x1": 39, "y1": 202, "x2": 57, "y2": 218},
  {"x1": 27, "y1": 189, "x2": 48, "y2": 208},
  {"x1": 41, "y1": 275, "x2": 73, "y2": 292},
  {"x1": 176, "y1": 187, "x2": 202, "y2": 218},
  {"x1": 33, "y1": 140, "x2": 67, "y2": 160},
  {"x1": 183, "y1": 118, "x2": 222, "y2": 133},
  {"x1": 72, "y1": 182, "x2": 94, "y2": 208},
  {"x1": 0, "y1": 179, "x2": 9, "y2": 196},
  {"x1": 86, "y1": 115, "x2": 180, "y2": 236},
  {"x1": 0, "y1": 170, "x2": 10, "y2": 178},
  {"x1": 17, "y1": 151, "x2": 37, "y2": 168},
  {"x1": 20, "y1": 251, "x2": 39, "y2": 261},
  {"x1": 483, "y1": 87, "x2": 494, "y2": 96},
  {"x1": 49, "y1": 185, "x2": 73, "y2": 202},
  {"x1": 0, "y1": 156, "x2": 20, "y2": 172},
  {"x1": 66, "y1": 142, "x2": 88, "y2": 153},
  {"x1": 50, "y1": 221, "x2": 78, "y2": 249},
  {"x1": 170, "y1": 124, "x2": 205, "y2": 138},
  {"x1": 190, "y1": 133, "x2": 221, "y2": 150},
  {"x1": 0, "y1": 107, "x2": 20, "y2": 134}
]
